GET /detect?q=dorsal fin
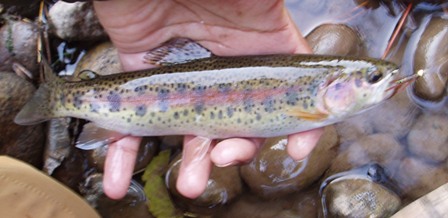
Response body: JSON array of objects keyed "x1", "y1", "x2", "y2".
[
  {"x1": 143, "y1": 38, "x2": 213, "y2": 66},
  {"x1": 41, "y1": 57, "x2": 64, "y2": 84}
]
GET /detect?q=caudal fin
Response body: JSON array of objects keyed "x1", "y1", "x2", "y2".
[
  {"x1": 14, "y1": 58, "x2": 63, "y2": 125},
  {"x1": 14, "y1": 84, "x2": 53, "y2": 125}
]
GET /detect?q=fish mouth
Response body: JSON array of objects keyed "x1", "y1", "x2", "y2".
[{"x1": 385, "y1": 73, "x2": 420, "y2": 98}]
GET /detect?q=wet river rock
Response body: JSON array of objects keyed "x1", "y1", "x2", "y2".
[
  {"x1": 74, "y1": 41, "x2": 121, "y2": 76},
  {"x1": 412, "y1": 15, "x2": 448, "y2": 104},
  {"x1": 80, "y1": 173, "x2": 152, "y2": 218},
  {"x1": 321, "y1": 176, "x2": 401, "y2": 217},
  {"x1": 395, "y1": 156, "x2": 448, "y2": 200},
  {"x1": 87, "y1": 136, "x2": 158, "y2": 173},
  {"x1": 0, "y1": 73, "x2": 44, "y2": 167},
  {"x1": 0, "y1": 0, "x2": 40, "y2": 18},
  {"x1": 0, "y1": 20, "x2": 38, "y2": 76},
  {"x1": 335, "y1": 114, "x2": 374, "y2": 147},
  {"x1": 407, "y1": 112, "x2": 448, "y2": 163},
  {"x1": 321, "y1": 164, "x2": 401, "y2": 218},
  {"x1": 306, "y1": 23, "x2": 364, "y2": 56},
  {"x1": 214, "y1": 188, "x2": 319, "y2": 218},
  {"x1": 368, "y1": 91, "x2": 420, "y2": 139},
  {"x1": 240, "y1": 126, "x2": 338, "y2": 199},
  {"x1": 166, "y1": 156, "x2": 243, "y2": 212},
  {"x1": 326, "y1": 133, "x2": 405, "y2": 177},
  {"x1": 48, "y1": 1, "x2": 107, "y2": 42}
]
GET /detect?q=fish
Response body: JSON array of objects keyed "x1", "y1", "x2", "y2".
[{"x1": 15, "y1": 38, "x2": 402, "y2": 150}]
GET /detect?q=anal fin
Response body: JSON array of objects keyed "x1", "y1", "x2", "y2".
[
  {"x1": 144, "y1": 38, "x2": 213, "y2": 66},
  {"x1": 75, "y1": 123, "x2": 127, "y2": 150}
]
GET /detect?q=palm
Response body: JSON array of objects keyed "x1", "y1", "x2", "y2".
[{"x1": 95, "y1": 0, "x2": 309, "y2": 58}]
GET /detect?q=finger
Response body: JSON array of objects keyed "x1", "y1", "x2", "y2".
[
  {"x1": 287, "y1": 128, "x2": 324, "y2": 161},
  {"x1": 103, "y1": 136, "x2": 141, "y2": 199},
  {"x1": 176, "y1": 136, "x2": 214, "y2": 199},
  {"x1": 210, "y1": 138, "x2": 263, "y2": 167}
]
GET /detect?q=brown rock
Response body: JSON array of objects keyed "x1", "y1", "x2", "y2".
[
  {"x1": 74, "y1": 42, "x2": 122, "y2": 76},
  {"x1": 166, "y1": 156, "x2": 243, "y2": 212},
  {"x1": 43, "y1": 118, "x2": 72, "y2": 175},
  {"x1": 0, "y1": 0, "x2": 41, "y2": 18},
  {"x1": 322, "y1": 178, "x2": 401, "y2": 217},
  {"x1": 80, "y1": 174, "x2": 152, "y2": 218},
  {"x1": 335, "y1": 114, "x2": 374, "y2": 148},
  {"x1": 368, "y1": 91, "x2": 420, "y2": 139},
  {"x1": 327, "y1": 134, "x2": 405, "y2": 176},
  {"x1": 48, "y1": 1, "x2": 107, "y2": 42},
  {"x1": 306, "y1": 24, "x2": 364, "y2": 56},
  {"x1": 87, "y1": 136, "x2": 158, "y2": 173},
  {"x1": 214, "y1": 188, "x2": 319, "y2": 218},
  {"x1": 395, "y1": 157, "x2": 448, "y2": 200},
  {"x1": 412, "y1": 16, "x2": 448, "y2": 103},
  {"x1": 407, "y1": 113, "x2": 448, "y2": 162},
  {"x1": 240, "y1": 126, "x2": 338, "y2": 198},
  {"x1": 0, "y1": 20, "x2": 38, "y2": 76},
  {"x1": 0, "y1": 73, "x2": 44, "y2": 167}
]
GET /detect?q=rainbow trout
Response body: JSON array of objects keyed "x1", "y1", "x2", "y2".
[{"x1": 15, "y1": 39, "x2": 401, "y2": 149}]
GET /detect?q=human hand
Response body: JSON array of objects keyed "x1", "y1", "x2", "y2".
[{"x1": 93, "y1": 0, "x2": 324, "y2": 200}]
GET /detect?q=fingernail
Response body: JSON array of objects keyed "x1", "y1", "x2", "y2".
[
  {"x1": 215, "y1": 160, "x2": 241, "y2": 168},
  {"x1": 294, "y1": 155, "x2": 309, "y2": 163}
]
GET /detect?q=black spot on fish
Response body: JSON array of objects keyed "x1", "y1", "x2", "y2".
[
  {"x1": 226, "y1": 107, "x2": 234, "y2": 118},
  {"x1": 218, "y1": 110, "x2": 223, "y2": 119},
  {"x1": 302, "y1": 101, "x2": 308, "y2": 109},
  {"x1": 134, "y1": 86, "x2": 146, "y2": 95},
  {"x1": 193, "y1": 85, "x2": 206, "y2": 95},
  {"x1": 210, "y1": 111, "x2": 215, "y2": 119},
  {"x1": 135, "y1": 105, "x2": 147, "y2": 117},
  {"x1": 177, "y1": 83, "x2": 187, "y2": 93},
  {"x1": 157, "y1": 88, "x2": 169, "y2": 112},
  {"x1": 89, "y1": 103, "x2": 100, "y2": 113},
  {"x1": 107, "y1": 92, "x2": 121, "y2": 112},
  {"x1": 173, "y1": 112, "x2": 179, "y2": 119},
  {"x1": 286, "y1": 88, "x2": 299, "y2": 106},
  {"x1": 73, "y1": 93, "x2": 83, "y2": 109},
  {"x1": 218, "y1": 83, "x2": 231, "y2": 94},
  {"x1": 59, "y1": 93, "x2": 66, "y2": 107},
  {"x1": 183, "y1": 109, "x2": 189, "y2": 116},
  {"x1": 263, "y1": 97, "x2": 275, "y2": 113},
  {"x1": 243, "y1": 98, "x2": 253, "y2": 113},
  {"x1": 194, "y1": 103, "x2": 204, "y2": 114},
  {"x1": 256, "y1": 113, "x2": 262, "y2": 121}
]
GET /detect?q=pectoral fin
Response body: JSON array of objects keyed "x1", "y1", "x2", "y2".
[
  {"x1": 144, "y1": 38, "x2": 213, "y2": 66},
  {"x1": 287, "y1": 109, "x2": 329, "y2": 121},
  {"x1": 75, "y1": 123, "x2": 127, "y2": 150}
]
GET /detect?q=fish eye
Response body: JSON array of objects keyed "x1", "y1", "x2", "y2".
[{"x1": 368, "y1": 71, "x2": 383, "y2": 84}]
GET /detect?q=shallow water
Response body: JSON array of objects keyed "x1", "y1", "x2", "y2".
[
  {"x1": 287, "y1": 0, "x2": 403, "y2": 58},
  {"x1": 281, "y1": 0, "x2": 448, "y2": 216}
]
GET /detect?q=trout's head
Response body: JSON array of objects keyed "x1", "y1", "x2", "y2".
[{"x1": 318, "y1": 62, "x2": 400, "y2": 116}]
